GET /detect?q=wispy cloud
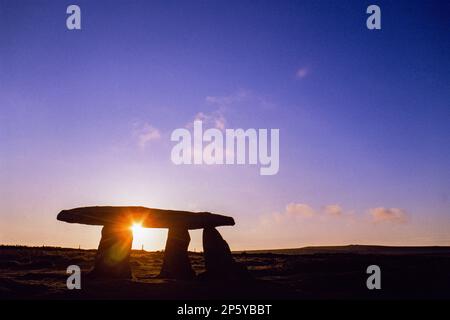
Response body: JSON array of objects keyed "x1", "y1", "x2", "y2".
[
  {"x1": 286, "y1": 202, "x2": 316, "y2": 217},
  {"x1": 324, "y1": 204, "x2": 343, "y2": 217},
  {"x1": 188, "y1": 111, "x2": 227, "y2": 131},
  {"x1": 262, "y1": 203, "x2": 409, "y2": 226},
  {"x1": 205, "y1": 89, "x2": 275, "y2": 111},
  {"x1": 369, "y1": 207, "x2": 409, "y2": 224},
  {"x1": 186, "y1": 89, "x2": 274, "y2": 131},
  {"x1": 261, "y1": 202, "x2": 317, "y2": 226},
  {"x1": 205, "y1": 89, "x2": 250, "y2": 109},
  {"x1": 177, "y1": 89, "x2": 276, "y2": 165},
  {"x1": 133, "y1": 123, "x2": 161, "y2": 149}
]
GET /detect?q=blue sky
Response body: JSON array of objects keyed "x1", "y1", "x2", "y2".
[{"x1": 1, "y1": 0, "x2": 449, "y2": 250}]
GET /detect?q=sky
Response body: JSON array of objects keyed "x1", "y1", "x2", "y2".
[{"x1": 1, "y1": 0, "x2": 449, "y2": 251}]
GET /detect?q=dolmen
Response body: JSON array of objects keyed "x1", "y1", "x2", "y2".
[{"x1": 57, "y1": 206, "x2": 246, "y2": 280}]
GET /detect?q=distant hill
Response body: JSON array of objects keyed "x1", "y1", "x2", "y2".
[
  {"x1": 2, "y1": 244, "x2": 450, "y2": 256},
  {"x1": 234, "y1": 245, "x2": 450, "y2": 255}
]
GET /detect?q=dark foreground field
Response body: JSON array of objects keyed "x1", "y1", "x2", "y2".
[{"x1": 1, "y1": 245, "x2": 449, "y2": 299}]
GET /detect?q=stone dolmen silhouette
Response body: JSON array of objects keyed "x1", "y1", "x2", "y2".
[{"x1": 57, "y1": 206, "x2": 245, "y2": 280}]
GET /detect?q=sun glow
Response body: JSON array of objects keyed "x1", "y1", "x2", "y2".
[
  {"x1": 130, "y1": 222, "x2": 167, "y2": 251},
  {"x1": 131, "y1": 223, "x2": 145, "y2": 238}
]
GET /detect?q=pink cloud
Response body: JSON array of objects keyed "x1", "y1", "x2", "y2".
[{"x1": 370, "y1": 207, "x2": 409, "y2": 224}]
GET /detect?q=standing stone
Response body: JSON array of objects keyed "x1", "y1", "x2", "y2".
[
  {"x1": 91, "y1": 224, "x2": 133, "y2": 279},
  {"x1": 159, "y1": 227, "x2": 195, "y2": 280},
  {"x1": 202, "y1": 227, "x2": 248, "y2": 280}
]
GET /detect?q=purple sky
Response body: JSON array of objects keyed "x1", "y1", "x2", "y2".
[{"x1": 1, "y1": 0, "x2": 449, "y2": 250}]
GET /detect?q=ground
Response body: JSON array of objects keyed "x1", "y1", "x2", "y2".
[{"x1": 1, "y1": 245, "x2": 449, "y2": 299}]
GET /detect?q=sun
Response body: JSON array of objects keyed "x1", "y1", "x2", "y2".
[
  {"x1": 131, "y1": 223, "x2": 145, "y2": 238},
  {"x1": 129, "y1": 222, "x2": 167, "y2": 251}
]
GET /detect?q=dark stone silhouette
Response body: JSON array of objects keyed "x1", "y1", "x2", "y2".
[
  {"x1": 202, "y1": 227, "x2": 249, "y2": 280},
  {"x1": 57, "y1": 206, "x2": 243, "y2": 280},
  {"x1": 203, "y1": 227, "x2": 234, "y2": 272},
  {"x1": 159, "y1": 227, "x2": 195, "y2": 280},
  {"x1": 90, "y1": 224, "x2": 133, "y2": 279},
  {"x1": 57, "y1": 206, "x2": 234, "y2": 229}
]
